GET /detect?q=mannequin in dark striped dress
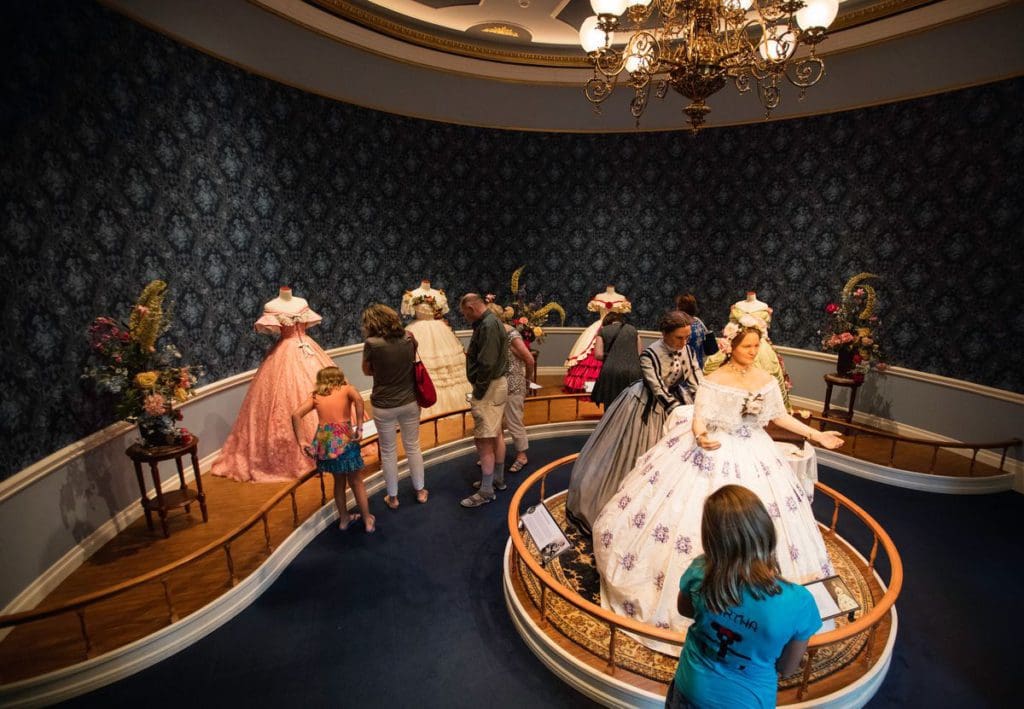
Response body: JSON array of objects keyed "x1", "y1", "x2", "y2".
[{"x1": 566, "y1": 311, "x2": 703, "y2": 534}]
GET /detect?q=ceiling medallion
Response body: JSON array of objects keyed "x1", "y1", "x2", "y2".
[{"x1": 579, "y1": 0, "x2": 840, "y2": 131}]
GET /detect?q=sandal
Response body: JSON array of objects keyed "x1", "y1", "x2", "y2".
[
  {"x1": 508, "y1": 459, "x2": 528, "y2": 474},
  {"x1": 338, "y1": 513, "x2": 362, "y2": 531},
  {"x1": 416, "y1": 488, "x2": 429, "y2": 504},
  {"x1": 384, "y1": 495, "x2": 399, "y2": 510}
]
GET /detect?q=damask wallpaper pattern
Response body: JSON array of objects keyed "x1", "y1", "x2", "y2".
[{"x1": 0, "y1": 1, "x2": 1021, "y2": 480}]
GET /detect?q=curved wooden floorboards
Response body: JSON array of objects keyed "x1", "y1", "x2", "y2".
[{"x1": 0, "y1": 376, "x2": 996, "y2": 684}]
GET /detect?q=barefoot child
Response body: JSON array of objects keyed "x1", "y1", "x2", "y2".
[{"x1": 292, "y1": 366, "x2": 375, "y2": 533}]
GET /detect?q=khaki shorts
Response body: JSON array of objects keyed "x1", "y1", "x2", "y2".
[{"x1": 471, "y1": 377, "x2": 508, "y2": 438}]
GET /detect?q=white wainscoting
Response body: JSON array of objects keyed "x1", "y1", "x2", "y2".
[{"x1": 1, "y1": 332, "x2": 1020, "y2": 613}]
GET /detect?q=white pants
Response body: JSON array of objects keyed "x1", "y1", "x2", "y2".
[
  {"x1": 373, "y1": 400, "x2": 425, "y2": 497},
  {"x1": 504, "y1": 392, "x2": 529, "y2": 453}
]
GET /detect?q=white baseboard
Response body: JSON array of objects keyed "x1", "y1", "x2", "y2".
[
  {"x1": 0, "y1": 450, "x2": 217, "y2": 624},
  {"x1": 788, "y1": 394, "x2": 1022, "y2": 480},
  {"x1": 0, "y1": 497, "x2": 338, "y2": 708},
  {"x1": 0, "y1": 421, "x2": 596, "y2": 705}
]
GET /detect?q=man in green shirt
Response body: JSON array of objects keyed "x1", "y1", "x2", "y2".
[{"x1": 459, "y1": 293, "x2": 509, "y2": 508}]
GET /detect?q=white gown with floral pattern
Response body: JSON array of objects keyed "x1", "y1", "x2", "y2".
[{"x1": 591, "y1": 380, "x2": 833, "y2": 655}]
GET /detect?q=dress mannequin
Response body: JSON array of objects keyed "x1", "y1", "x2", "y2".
[
  {"x1": 400, "y1": 279, "x2": 472, "y2": 417},
  {"x1": 212, "y1": 287, "x2": 335, "y2": 482},
  {"x1": 564, "y1": 286, "x2": 632, "y2": 392},
  {"x1": 704, "y1": 291, "x2": 792, "y2": 411}
]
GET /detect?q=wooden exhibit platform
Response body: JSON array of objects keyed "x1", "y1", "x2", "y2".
[{"x1": 0, "y1": 376, "x2": 1001, "y2": 684}]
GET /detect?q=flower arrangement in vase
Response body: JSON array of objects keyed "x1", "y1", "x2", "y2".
[
  {"x1": 820, "y1": 273, "x2": 887, "y2": 382},
  {"x1": 502, "y1": 266, "x2": 566, "y2": 347},
  {"x1": 82, "y1": 280, "x2": 203, "y2": 447}
]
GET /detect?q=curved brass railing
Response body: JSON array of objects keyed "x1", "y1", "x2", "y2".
[
  {"x1": 0, "y1": 394, "x2": 597, "y2": 678},
  {"x1": 0, "y1": 391, "x2": 1006, "y2": 682},
  {"x1": 809, "y1": 413, "x2": 1020, "y2": 475},
  {"x1": 506, "y1": 454, "x2": 904, "y2": 701}
]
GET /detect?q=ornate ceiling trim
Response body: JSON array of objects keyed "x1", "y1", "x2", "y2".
[{"x1": 305, "y1": 0, "x2": 591, "y2": 67}]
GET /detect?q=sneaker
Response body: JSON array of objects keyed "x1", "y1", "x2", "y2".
[
  {"x1": 473, "y1": 480, "x2": 507, "y2": 492},
  {"x1": 460, "y1": 492, "x2": 496, "y2": 508}
]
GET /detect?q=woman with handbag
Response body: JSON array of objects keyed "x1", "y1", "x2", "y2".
[{"x1": 362, "y1": 304, "x2": 428, "y2": 509}]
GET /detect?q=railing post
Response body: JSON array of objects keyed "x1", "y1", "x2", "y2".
[
  {"x1": 161, "y1": 577, "x2": 178, "y2": 623},
  {"x1": 290, "y1": 490, "x2": 299, "y2": 527},
  {"x1": 830, "y1": 499, "x2": 840, "y2": 534},
  {"x1": 262, "y1": 513, "x2": 273, "y2": 553},
  {"x1": 999, "y1": 447, "x2": 1008, "y2": 473},
  {"x1": 75, "y1": 608, "x2": 93, "y2": 660},
  {"x1": 929, "y1": 446, "x2": 939, "y2": 473},
  {"x1": 224, "y1": 543, "x2": 237, "y2": 587},
  {"x1": 797, "y1": 647, "x2": 817, "y2": 700},
  {"x1": 547, "y1": 399, "x2": 552, "y2": 423},
  {"x1": 318, "y1": 471, "x2": 327, "y2": 506},
  {"x1": 868, "y1": 535, "x2": 879, "y2": 571},
  {"x1": 607, "y1": 625, "x2": 617, "y2": 674},
  {"x1": 540, "y1": 585, "x2": 548, "y2": 627},
  {"x1": 969, "y1": 448, "x2": 979, "y2": 476},
  {"x1": 888, "y1": 439, "x2": 897, "y2": 466},
  {"x1": 434, "y1": 419, "x2": 439, "y2": 447},
  {"x1": 864, "y1": 624, "x2": 878, "y2": 666}
]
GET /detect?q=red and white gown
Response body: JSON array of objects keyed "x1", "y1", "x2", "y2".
[
  {"x1": 211, "y1": 306, "x2": 333, "y2": 482},
  {"x1": 563, "y1": 294, "x2": 631, "y2": 392}
]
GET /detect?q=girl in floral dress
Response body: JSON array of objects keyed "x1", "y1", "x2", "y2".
[{"x1": 291, "y1": 366, "x2": 374, "y2": 532}]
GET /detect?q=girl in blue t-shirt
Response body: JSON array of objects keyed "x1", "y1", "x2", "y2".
[{"x1": 668, "y1": 485, "x2": 822, "y2": 709}]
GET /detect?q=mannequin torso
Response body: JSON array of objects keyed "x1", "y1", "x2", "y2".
[
  {"x1": 587, "y1": 286, "x2": 631, "y2": 318},
  {"x1": 402, "y1": 280, "x2": 449, "y2": 319},
  {"x1": 256, "y1": 287, "x2": 321, "y2": 336}
]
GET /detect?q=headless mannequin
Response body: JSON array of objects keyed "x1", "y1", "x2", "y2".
[
  {"x1": 264, "y1": 286, "x2": 309, "y2": 314},
  {"x1": 588, "y1": 286, "x2": 628, "y2": 316},
  {"x1": 403, "y1": 279, "x2": 449, "y2": 317},
  {"x1": 733, "y1": 291, "x2": 770, "y2": 316}
]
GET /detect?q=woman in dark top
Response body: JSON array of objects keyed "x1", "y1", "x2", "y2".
[
  {"x1": 362, "y1": 304, "x2": 427, "y2": 509},
  {"x1": 590, "y1": 311, "x2": 642, "y2": 408}
]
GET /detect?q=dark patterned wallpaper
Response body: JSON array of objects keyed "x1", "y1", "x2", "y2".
[{"x1": 1, "y1": 1, "x2": 1022, "y2": 480}]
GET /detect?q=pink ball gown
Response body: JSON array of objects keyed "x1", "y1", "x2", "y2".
[{"x1": 211, "y1": 304, "x2": 334, "y2": 482}]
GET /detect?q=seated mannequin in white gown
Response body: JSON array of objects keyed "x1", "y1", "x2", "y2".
[
  {"x1": 592, "y1": 328, "x2": 843, "y2": 654},
  {"x1": 563, "y1": 286, "x2": 631, "y2": 392},
  {"x1": 400, "y1": 279, "x2": 472, "y2": 417}
]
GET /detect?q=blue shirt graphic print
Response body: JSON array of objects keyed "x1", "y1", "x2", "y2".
[{"x1": 675, "y1": 556, "x2": 821, "y2": 708}]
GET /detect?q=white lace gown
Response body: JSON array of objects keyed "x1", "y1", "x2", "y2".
[
  {"x1": 403, "y1": 293, "x2": 475, "y2": 418},
  {"x1": 592, "y1": 380, "x2": 834, "y2": 655}
]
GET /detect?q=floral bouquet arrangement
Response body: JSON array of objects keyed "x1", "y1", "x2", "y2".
[
  {"x1": 820, "y1": 272, "x2": 886, "y2": 381},
  {"x1": 503, "y1": 266, "x2": 566, "y2": 346},
  {"x1": 83, "y1": 280, "x2": 203, "y2": 446}
]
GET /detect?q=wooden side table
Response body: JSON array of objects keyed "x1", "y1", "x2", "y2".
[
  {"x1": 821, "y1": 374, "x2": 862, "y2": 432},
  {"x1": 126, "y1": 437, "x2": 208, "y2": 538},
  {"x1": 527, "y1": 348, "x2": 540, "y2": 397}
]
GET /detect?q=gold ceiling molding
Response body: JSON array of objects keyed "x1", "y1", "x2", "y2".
[
  {"x1": 306, "y1": 0, "x2": 591, "y2": 68},
  {"x1": 830, "y1": 0, "x2": 942, "y2": 32}
]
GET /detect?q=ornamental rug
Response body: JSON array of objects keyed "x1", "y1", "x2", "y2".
[{"x1": 515, "y1": 492, "x2": 873, "y2": 686}]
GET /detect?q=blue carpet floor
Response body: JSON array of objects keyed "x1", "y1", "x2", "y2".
[{"x1": 66, "y1": 437, "x2": 1020, "y2": 708}]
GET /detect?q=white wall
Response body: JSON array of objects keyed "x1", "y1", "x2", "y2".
[{"x1": 1, "y1": 331, "x2": 1020, "y2": 611}]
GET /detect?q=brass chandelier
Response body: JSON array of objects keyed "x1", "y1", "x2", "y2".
[{"x1": 579, "y1": 0, "x2": 840, "y2": 131}]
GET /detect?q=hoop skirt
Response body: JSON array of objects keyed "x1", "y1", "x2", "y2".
[
  {"x1": 405, "y1": 309, "x2": 472, "y2": 418},
  {"x1": 592, "y1": 381, "x2": 833, "y2": 655},
  {"x1": 212, "y1": 310, "x2": 333, "y2": 482},
  {"x1": 563, "y1": 319, "x2": 602, "y2": 392}
]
